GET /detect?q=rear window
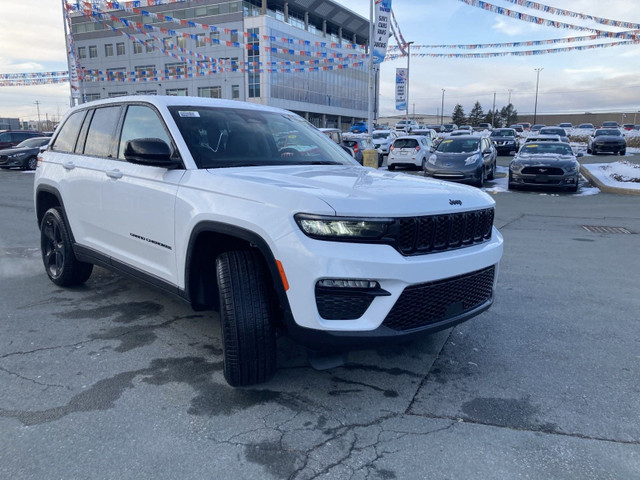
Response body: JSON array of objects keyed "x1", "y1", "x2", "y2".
[
  {"x1": 393, "y1": 138, "x2": 418, "y2": 149},
  {"x1": 596, "y1": 129, "x2": 621, "y2": 136}
]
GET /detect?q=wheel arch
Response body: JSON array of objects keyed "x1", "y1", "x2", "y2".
[
  {"x1": 184, "y1": 221, "x2": 291, "y2": 326},
  {"x1": 35, "y1": 185, "x2": 65, "y2": 230}
]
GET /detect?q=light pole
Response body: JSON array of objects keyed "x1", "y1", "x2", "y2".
[
  {"x1": 492, "y1": 92, "x2": 496, "y2": 127},
  {"x1": 405, "y1": 41, "x2": 414, "y2": 132},
  {"x1": 440, "y1": 89, "x2": 445, "y2": 126},
  {"x1": 533, "y1": 68, "x2": 543, "y2": 125},
  {"x1": 34, "y1": 101, "x2": 42, "y2": 131}
]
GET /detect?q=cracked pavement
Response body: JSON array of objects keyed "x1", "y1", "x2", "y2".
[{"x1": 1, "y1": 164, "x2": 639, "y2": 479}]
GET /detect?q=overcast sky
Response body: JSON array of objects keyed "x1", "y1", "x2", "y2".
[{"x1": 1, "y1": 0, "x2": 639, "y2": 123}]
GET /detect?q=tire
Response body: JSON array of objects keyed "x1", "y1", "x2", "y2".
[
  {"x1": 487, "y1": 159, "x2": 496, "y2": 180},
  {"x1": 40, "y1": 207, "x2": 93, "y2": 286},
  {"x1": 474, "y1": 166, "x2": 485, "y2": 188},
  {"x1": 216, "y1": 250, "x2": 277, "y2": 387},
  {"x1": 508, "y1": 172, "x2": 516, "y2": 190},
  {"x1": 388, "y1": 163, "x2": 395, "y2": 171},
  {"x1": 586, "y1": 146, "x2": 592, "y2": 154},
  {"x1": 26, "y1": 156, "x2": 38, "y2": 170},
  {"x1": 619, "y1": 149, "x2": 626, "y2": 156}
]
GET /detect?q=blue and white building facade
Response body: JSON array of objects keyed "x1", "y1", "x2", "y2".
[{"x1": 68, "y1": 0, "x2": 372, "y2": 128}]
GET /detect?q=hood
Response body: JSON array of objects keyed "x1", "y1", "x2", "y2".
[
  {"x1": 0, "y1": 146, "x2": 36, "y2": 156},
  {"x1": 432, "y1": 151, "x2": 480, "y2": 164},
  {"x1": 208, "y1": 165, "x2": 494, "y2": 216},
  {"x1": 512, "y1": 154, "x2": 576, "y2": 166},
  {"x1": 593, "y1": 135, "x2": 625, "y2": 141}
]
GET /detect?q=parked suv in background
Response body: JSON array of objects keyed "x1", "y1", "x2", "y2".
[
  {"x1": 34, "y1": 96, "x2": 502, "y2": 387},
  {"x1": 0, "y1": 130, "x2": 45, "y2": 149}
]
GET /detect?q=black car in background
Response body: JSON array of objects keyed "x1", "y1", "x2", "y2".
[
  {"x1": 489, "y1": 128, "x2": 520, "y2": 155},
  {"x1": 587, "y1": 128, "x2": 626, "y2": 155},
  {"x1": 0, "y1": 130, "x2": 46, "y2": 149},
  {"x1": 0, "y1": 136, "x2": 51, "y2": 170},
  {"x1": 509, "y1": 141, "x2": 581, "y2": 192}
]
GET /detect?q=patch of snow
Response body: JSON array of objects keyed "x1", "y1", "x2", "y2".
[{"x1": 582, "y1": 161, "x2": 640, "y2": 191}]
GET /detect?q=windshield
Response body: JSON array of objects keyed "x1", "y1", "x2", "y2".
[
  {"x1": 490, "y1": 129, "x2": 514, "y2": 137},
  {"x1": 436, "y1": 138, "x2": 480, "y2": 153},
  {"x1": 520, "y1": 143, "x2": 573, "y2": 155},
  {"x1": 595, "y1": 129, "x2": 621, "y2": 136},
  {"x1": 540, "y1": 128, "x2": 565, "y2": 135},
  {"x1": 372, "y1": 132, "x2": 390, "y2": 139},
  {"x1": 169, "y1": 106, "x2": 355, "y2": 168},
  {"x1": 16, "y1": 137, "x2": 49, "y2": 148}
]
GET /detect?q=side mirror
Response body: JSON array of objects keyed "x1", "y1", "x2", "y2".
[{"x1": 124, "y1": 138, "x2": 181, "y2": 168}]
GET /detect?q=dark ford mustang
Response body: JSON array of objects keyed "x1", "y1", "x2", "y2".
[{"x1": 509, "y1": 142, "x2": 581, "y2": 192}]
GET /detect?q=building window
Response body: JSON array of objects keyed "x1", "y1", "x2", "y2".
[
  {"x1": 85, "y1": 93, "x2": 101, "y2": 101},
  {"x1": 135, "y1": 90, "x2": 157, "y2": 95},
  {"x1": 232, "y1": 85, "x2": 240, "y2": 99},
  {"x1": 198, "y1": 86, "x2": 222, "y2": 98},
  {"x1": 135, "y1": 65, "x2": 155, "y2": 79},
  {"x1": 77, "y1": 46, "x2": 86, "y2": 59},
  {"x1": 165, "y1": 62, "x2": 187, "y2": 76},
  {"x1": 230, "y1": 30, "x2": 239, "y2": 43},
  {"x1": 107, "y1": 92, "x2": 128, "y2": 98},
  {"x1": 247, "y1": 27, "x2": 260, "y2": 98},
  {"x1": 177, "y1": 36, "x2": 186, "y2": 49},
  {"x1": 196, "y1": 33, "x2": 206, "y2": 47},
  {"x1": 163, "y1": 37, "x2": 174, "y2": 49},
  {"x1": 89, "y1": 45, "x2": 97, "y2": 58},
  {"x1": 145, "y1": 39, "x2": 154, "y2": 52},
  {"x1": 105, "y1": 44, "x2": 114, "y2": 57},
  {"x1": 210, "y1": 31, "x2": 220, "y2": 44},
  {"x1": 116, "y1": 42, "x2": 125, "y2": 55},
  {"x1": 166, "y1": 88, "x2": 188, "y2": 96},
  {"x1": 106, "y1": 68, "x2": 126, "y2": 81},
  {"x1": 133, "y1": 42, "x2": 142, "y2": 54}
]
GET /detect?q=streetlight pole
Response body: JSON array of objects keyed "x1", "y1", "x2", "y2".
[
  {"x1": 492, "y1": 92, "x2": 496, "y2": 127},
  {"x1": 533, "y1": 68, "x2": 543, "y2": 125},
  {"x1": 405, "y1": 41, "x2": 414, "y2": 132},
  {"x1": 34, "y1": 101, "x2": 41, "y2": 131},
  {"x1": 441, "y1": 89, "x2": 445, "y2": 126}
]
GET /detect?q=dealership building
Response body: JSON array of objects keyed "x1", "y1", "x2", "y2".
[{"x1": 67, "y1": 0, "x2": 373, "y2": 128}]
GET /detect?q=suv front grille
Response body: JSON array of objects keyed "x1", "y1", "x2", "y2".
[
  {"x1": 382, "y1": 266, "x2": 495, "y2": 331},
  {"x1": 393, "y1": 208, "x2": 494, "y2": 255}
]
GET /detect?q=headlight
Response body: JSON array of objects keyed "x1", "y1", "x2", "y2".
[
  {"x1": 295, "y1": 214, "x2": 392, "y2": 240},
  {"x1": 564, "y1": 163, "x2": 579, "y2": 173},
  {"x1": 8, "y1": 153, "x2": 28, "y2": 159},
  {"x1": 464, "y1": 154, "x2": 481, "y2": 166},
  {"x1": 509, "y1": 162, "x2": 523, "y2": 172},
  {"x1": 428, "y1": 154, "x2": 437, "y2": 165}
]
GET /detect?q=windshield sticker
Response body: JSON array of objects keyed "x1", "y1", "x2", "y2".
[
  {"x1": 178, "y1": 111, "x2": 200, "y2": 118},
  {"x1": 442, "y1": 139, "x2": 453, "y2": 143},
  {"x1": 526, "y1": 144, "x2": 538, "y2": 148}
]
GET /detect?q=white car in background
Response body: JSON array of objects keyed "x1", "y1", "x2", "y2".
[
  {"x1": 387, "y1": 135, "x2": 433, "y2": 170},
  {"x1": 371, "y1": 129, "x2": 398, "y2": 157}
]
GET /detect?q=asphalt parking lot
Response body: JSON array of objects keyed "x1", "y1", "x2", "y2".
[{"x1": 1, "y1": 157, "x2": 639, "y2": 479}]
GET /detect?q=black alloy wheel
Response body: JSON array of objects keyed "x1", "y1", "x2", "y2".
[{"x1": 40, "y1": 207, "x2": 93, "y2": 286}]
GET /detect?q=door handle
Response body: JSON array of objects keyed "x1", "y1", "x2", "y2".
[
  {"x1": 62, "y1": 161, "x2": 75, "y2": 170},
  {"x1": 106, "y1": 169, "x2": 123, "y2": 179}
]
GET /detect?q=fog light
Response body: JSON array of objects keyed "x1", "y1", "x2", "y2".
[{"x1": 317, "y1": 279, "x2": 379, "y2": 289}]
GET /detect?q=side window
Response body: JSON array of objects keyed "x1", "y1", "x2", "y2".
[
  {"x1": 118, "y1": 105, "x2": 172, "y2": 160},
  {"x1": 0, "y1": 132, "x2": 10, "y2": 142},
  {"x1": 83, "y1": 106, "x2": 122, "y2": 158},
  {"x1": 51, "y1": 110, "x2": 87, "y2": 153}
]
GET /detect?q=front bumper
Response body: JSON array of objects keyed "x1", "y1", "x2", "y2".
[
  {"x1": 424, "y1": 163, "x2": 483, "y2": 184},
  {"x1": 277, "y1": 227, "x2": 503, "y2": 349},
  {"x1": 0, "y1": 156, "x2": 27, "y2": 168},
  {"x1": 592, "y1": 142, "x2": 625, "y2": 154}
]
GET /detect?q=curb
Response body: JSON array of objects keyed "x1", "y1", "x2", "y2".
[{"x1": 580, "y1": 165, "x2": 640, "y2": 196}]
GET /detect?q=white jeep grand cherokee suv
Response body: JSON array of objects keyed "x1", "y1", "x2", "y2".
[{"x1": 34, "y1": 96, "x2": 503, "y2": 386}]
